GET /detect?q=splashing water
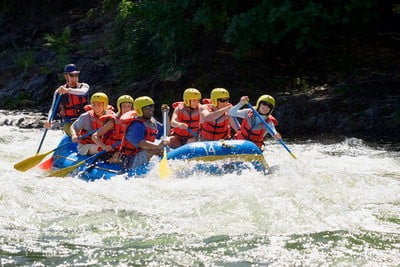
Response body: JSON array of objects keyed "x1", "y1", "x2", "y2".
[{"x1": 0, "y1": 112, "x2": 399, "y2": 265}]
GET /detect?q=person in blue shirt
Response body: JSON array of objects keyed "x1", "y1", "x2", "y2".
[{"x1": 118, "y1": 96, "x2": 170, "y2": 169}]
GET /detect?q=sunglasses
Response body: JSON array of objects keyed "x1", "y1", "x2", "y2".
[
  {"x1": 217, "y1": 98, "x2": 229, "y2": 103},
  {"x1": 143, "y1": 105, "x2": 154, "y2": 110},
  {"x1": 68, "y1": 74, "x2": 79, "y2": 77},
  {"x1": 260, "y1": 101, "x2": 273, "y2": 108}
]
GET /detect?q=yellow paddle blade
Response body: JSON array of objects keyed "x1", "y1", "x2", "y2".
[
  {"x1": 14, "y1": 150, "x2": 53, "y2": 172},
  {"x1": 290, "y1": 152, "x2": 297, "y2": 159},
  {"x1": 47, "y1": 160, "x2": 85, "y2": 177},
  {"x1": 159, "y1": 149, "x2": 171, "y2": 179}
]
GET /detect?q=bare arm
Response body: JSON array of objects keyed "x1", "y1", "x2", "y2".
[
  {"x1": 200, "y1": 104, "x2": 232, "y2": 123},
  {"x1": 138, "y1": 139, "x2": 164, "y2": 152},
  {"x1": 70, "y1": 113, "x2": 90, "y2": 143},
  {"x1": 170, "y1": 107, "x2": 187, "y2": 129},
  {"x1": 92, "y1": 120, "x2": 115, "y2": 151},
  {"x1": 70, "y1": 123, "x2": 79, "y2": 143}
]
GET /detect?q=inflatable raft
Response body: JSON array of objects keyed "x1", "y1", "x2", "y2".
[{"x1": 51, "y1": 135, "x2": 268, "y2": 180}]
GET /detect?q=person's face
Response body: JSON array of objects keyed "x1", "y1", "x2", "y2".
[
  {"x1": 216, "y1": 98, "x2": 229, "y2": 109},
  {"x1": 258, "y1": 102, "x2": 272, "y2": 115},
  {"x1": 120, "y1": 102, "x2": 133, "y2": 114},
  {"x1": 189, "y1": 99, "x2": 199, "y2": 109},
  {"x1": 92, "y1": 101, "x2": 105, "y2": 116},
  {"x1": 65, "y1": 73, "x2": 79, "y2": 87},
  {"x1": 142, "y1": 104, "x2": 154, "y2": 119}
]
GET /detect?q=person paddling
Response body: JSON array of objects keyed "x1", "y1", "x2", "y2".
[
  {"x1": 70, "y1": 92, "x2": 113, "y2": 155},
  {"x1": 199, "y1": 88, "x2": 238, "y2": 141},
  {"x1": 91, "y1": 95, "x2": 135, "y2": 162},
  {"x1": 118, "y1": 96, "x2": 170, "y2": 169},
  {"x1": 45, "y1": 64, "x2": 89, "y2": 136},
  {"x1": 169, "y1": 88, "x2": 201, "y2": 148},
  {"x1": 229, "y1": 95, "x2": 282, "y2": 150}
]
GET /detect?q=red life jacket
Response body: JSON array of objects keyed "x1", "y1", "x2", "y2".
[
  {"x1": 170, "y1": 101, "x2": 200, "y2": 139},
  {"x1": 102, "y1": 111, "x2": 137, "y2": 150},
  {"x1": 119, "y1": 111, "x2": 159, "y2": 156},
  {"x1": 199, "y1": 104, "x2": 231, "y2": 141},
  {"x1": 78, "y1": 110, "x2": 109, "y2": 145},
  {"x1": 60, "y1": 84, "x2": 88, "y2": 119},
  {"x1": 202, "y1": 98, "x2": 211, "y2": 104},
  {"x1": 235, "y1": 112, "x2": 278, "y2": 148}
]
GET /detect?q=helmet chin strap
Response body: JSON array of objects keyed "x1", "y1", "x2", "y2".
[{"x1": 257, "y1": 109, "x2": 268, "y2": 116}]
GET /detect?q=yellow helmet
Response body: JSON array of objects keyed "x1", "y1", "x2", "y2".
[
  {"x1": 117, "y1": 95, "x2": 134, "y2": 113},
  {"x1": 210, "y1": 88, "x2": 229, "y2": 107},
  {"x1": 90, "y1": 92, "x2": 109, "y2": 109},
  {"x1": 134, "y1": 96, "x2": 154, "y2": 117},
  {"x1": 256, "y1": 95, "x2": 275, "y2": 110},
  {"x1": 183, "y1": 88, "x2": 201, "y2": 107}
]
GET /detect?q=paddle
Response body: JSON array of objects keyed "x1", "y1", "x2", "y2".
[
  {"x1": 246, "y1": 103, "x2": 297, "y2": 159},
  {"x1": 159, "y1": 109, "x2": 171, "y2": 179},
  {"x1": 48, "y1": 141, "x2": 121, "y2": 177},
  {"x1": 186, "y1": 127, "x2": 198, "y2": 137},
  {"x1": 36, "y1": 93, "x2": 62, "y2": 155},
  {"x1": 14, "y1": 129, "x2": 99, "y2": 172}
]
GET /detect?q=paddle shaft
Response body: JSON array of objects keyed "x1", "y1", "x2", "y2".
[
  {"x1": 83, "y1": 141, "x2": 122, "y2": 166},
  {"x1": 246, "y1": 103, "x2": 296, "y2": 159},
  {"x1": 186, "y1": 127, "x2": 198, "y2": 138},
  {"x1": 36, "y1": 129, "x2": 49, "y2": 155},
  {"x1": 162, "y1": 109, "x2": 168, "y2": 155},
  {"x1": 36, "y1": 93, "x2": 62, "y2": 154},
  {"x1": 159, "y1": 109, "x2": 172, "y2": 179}
]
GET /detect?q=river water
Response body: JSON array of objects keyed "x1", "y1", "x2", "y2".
[{"x1": 1, "y1": 111, "x2": 399, "y2": 266}]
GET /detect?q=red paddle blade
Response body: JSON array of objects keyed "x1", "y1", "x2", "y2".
[{"x1": 38, "y1": 157, "x2": 54, "y2": 170}]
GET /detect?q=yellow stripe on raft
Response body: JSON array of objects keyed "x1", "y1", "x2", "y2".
[{"x1": 54, "y1": 152, "x2": 269, "y2": 174}]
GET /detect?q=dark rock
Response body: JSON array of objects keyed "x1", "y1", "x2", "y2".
[
  {"x1": 16, "y1": 118, "x2": 24, "y2": 126},
  {"x1": 35, "y1": 49, "x2": 56, "y2": 64}
]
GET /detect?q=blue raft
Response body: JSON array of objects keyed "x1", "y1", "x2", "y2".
[{"x1": 51, "y1": 135, "x2": 268, "y2": 180}]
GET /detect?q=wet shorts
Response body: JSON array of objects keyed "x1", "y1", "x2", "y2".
[{"x1": 77, "y1": 143, "x2": 100, "y2": 155}]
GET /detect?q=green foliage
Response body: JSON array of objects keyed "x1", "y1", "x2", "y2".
[
  {"x1": 43, "y1": 27, "x2": 73, "y2": 64},
  {"x1": 294, "y1": 77, "x2": 311, "y2": 93},
  {"x1": 110, "y1": 0, "x2": 197, "y2": 83},
  {"x1": 394, "y1": 4, "x2": 400, "y2": 14},
  {"x1": 14, "y1": 50, "x2": 35, "y2": 70},
  {"x1": 0, "y1": 0, "x2": 14, "y2": 13},
  {"x1": 39, "y1": 65, "x2": 51, "y2": 75},
  {"x1": 224, "y1": 0, "x2": 378, "y2": 54},
  {"x1": 108, "y1": 0, "x2": 380, "y2": 83}
]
